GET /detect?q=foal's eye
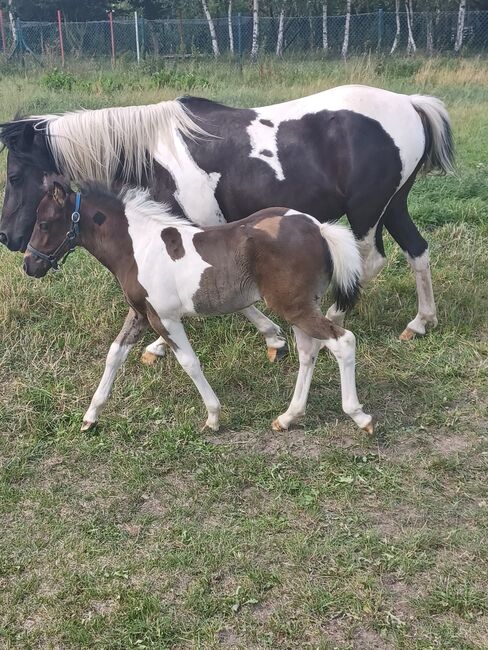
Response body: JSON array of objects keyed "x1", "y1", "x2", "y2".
[{"x1": 39, "y1": 222, "x2": 49, "y2": 232}]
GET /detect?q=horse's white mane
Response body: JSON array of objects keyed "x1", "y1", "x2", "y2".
[
  {"x1": 120, "y1": 187, "x2": 194, "y2": 229},
  {"x1": 30, "y1": 101, "x2": 206, "y2": 186}
]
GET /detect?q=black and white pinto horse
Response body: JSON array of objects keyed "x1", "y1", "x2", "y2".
[{"x1": 0, "y1": 84, "x2": 453, "y2": 360}]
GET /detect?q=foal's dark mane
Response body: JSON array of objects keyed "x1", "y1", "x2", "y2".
[{"x1": 79, "y1": 182, "x2": 125, "y2": 216}]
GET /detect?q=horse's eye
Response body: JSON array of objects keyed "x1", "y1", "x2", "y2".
[
  {"x1": 39, "y1": 222, "x2": 49, "y2": 232},
  {"x1": 9, "y1": 175, "x2": 21, "y2": 185}
]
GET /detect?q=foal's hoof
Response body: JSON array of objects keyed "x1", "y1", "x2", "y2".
[
  {"x1": 141, "y1": 351, "x2": 160, "y2": 365},
  {"x1": 81, "y1": 420, "x2": 97, "y2": 432},
  {"x1": 362, "y1": 419, "x2": 375, "y2": 435},
  {"x1": 271, "y1": 417, "x2": 287, "y2": 432},
  {"x1": 267, "y1": 343, "x2": 288, "y2": 363},
  {"x1": 399, "y1": 327, "x2": 417, "y2": 342}
]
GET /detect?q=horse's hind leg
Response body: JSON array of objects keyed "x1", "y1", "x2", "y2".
[
  {"x1": 141, "y1": 336, "x2": 169, "y2": 365},
  {"x1": 383, "y1": 188, "x2": 437, "y2": 340},
  {"x1": 240, "y1": 306, "x2": 287, "y2": 362},
  {"x1": 141, "y1": 305, "x2": 287, "y2": 365},
  {"x1": 273, "y1": 313, "x2": 372, "y2": 433},
  {"x1": 82, "y1": 309, "x2": 149, "y2": 431},
  {"x1": 272, "y1": 327, "x2": 321, "y2": 431}
]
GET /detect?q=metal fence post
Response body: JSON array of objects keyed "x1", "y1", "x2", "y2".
[
  {"x1": 377, "y1": 8, "x2": 384, "y2": 51},
  {"x1": 108, "y1": 11, "x2": 115, "y2": 66},
  {"x1": 134, "y1": 11, "x2": 140, "y2": 63},
  {"x1": 57, "y1": 9, "x2": 65, "y2": 66}
]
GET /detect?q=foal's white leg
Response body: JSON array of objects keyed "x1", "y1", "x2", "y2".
[
  {"x1": 82, "y1": 309, "x2": 148, "y2": 431},
  {"x1": 400, "y1": 250, "x2": 438, "y2": 341},
  {"x1": 162, "y1": 319, "x2": 222, "y2": 431},
  {"x1": 239, "y1": 306, "x2": 287, "y2": 362},
  {"x1": 322, "y1": 330, "x2": 373, "y2": 432},
  {"x1": 272, "y1": 327, "x2": 321, "y2": 431},
  {"x1": 141, "y1": 336, "x2": 169, "y2": 365}
]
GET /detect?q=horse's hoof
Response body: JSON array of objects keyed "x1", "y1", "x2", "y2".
[
  {"x1": 141, "y1": 351, "x2": 159, "y2": 365},
  {"x1": 271, "y1": 418, "x2": 287, "y2": 432},
  {"x1": 81, "y1": 420, "x2": 97, "y2": 432},
  {"x1": 201, "y1": 419, "x2": 220, "y2": 433},
  {"x1": 362, "y1": 419, "x2": 374, "y2": 435},
  {"x1": 399, "y1": 327, "x2": 417, "y2": 341},
  {"x1": 267, "y1": 343, "x2": 288, "y2": 363}
]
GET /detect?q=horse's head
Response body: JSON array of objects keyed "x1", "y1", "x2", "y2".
[
  {"x1": 23, "y1": 177, "x2": 73, "y2": 278},
  {"x1": 0, "y1": 119, "x2": 56, "y2": 252}
]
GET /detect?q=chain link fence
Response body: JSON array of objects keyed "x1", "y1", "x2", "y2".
[{"x1": 0, "y1": 10, "x2": 487, "y2": 65}]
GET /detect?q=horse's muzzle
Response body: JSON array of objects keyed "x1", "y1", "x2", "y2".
[{"x1": 23, "y1": 254, "x2": 49, "y2": 278}]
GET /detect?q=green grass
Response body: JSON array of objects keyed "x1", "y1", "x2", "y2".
[{"x1": 0, "y1": 57, "x2": 487, "y2": 649}]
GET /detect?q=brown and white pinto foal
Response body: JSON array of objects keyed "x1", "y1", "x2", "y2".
[{"x1": 24, "y1": 179, "x2": 373, "y2": 433}]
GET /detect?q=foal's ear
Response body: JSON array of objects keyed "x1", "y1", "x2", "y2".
[{"x1": 52, "y1": 181, "x2": 68, "y2": 207}]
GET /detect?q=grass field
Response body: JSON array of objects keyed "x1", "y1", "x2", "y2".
[{"x1": 0, "y1": 57, "x2": 487, "y2": 649}]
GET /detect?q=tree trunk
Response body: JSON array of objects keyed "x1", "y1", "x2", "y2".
[
  {"x1": 322, "y1": 1, "x2": 328, "y2": 53},
  {"x1": 405, "y1": 0, "x2": 416, "y2": 55},
  {"x1": 8, "y1": 0, "x2": 18, "y2": 46},
  {"x1": 251, "y1": 0, "x2": 259, "y2": 61},
  {"x1": 276, "y1": 4, "x2": 285, "y2": 57},
  {"x1": 390, "y1": 0, "x2": 400, "y2": 54},
  {"x1": 228, "y1": 0, "x2": 234, "y2": 54},
  {"x1": 426, "y1": 12, "x2": 433, "y2": 56},
  {"x1": 341, "y1": 0, "x2": 351, "y2": 60},
  {"x1": 201, "y1": 0, "x2": 220, "y2": 58},
  {"x1": 454, "y1": 0, "x2": 466, "y2": 53}
]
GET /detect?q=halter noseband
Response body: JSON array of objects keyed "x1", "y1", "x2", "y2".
[{"x1": 27, "y1": 192, "x2": 81, "y2": 272}]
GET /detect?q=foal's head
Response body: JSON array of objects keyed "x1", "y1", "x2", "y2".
[{"x1": 23, "y1": 177, "x2": 75, "y2": 278}]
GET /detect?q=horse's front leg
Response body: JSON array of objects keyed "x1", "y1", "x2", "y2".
[
  {"x1": 155, "y1": 318, "x2": 221, "y2": 431},
  {"x1": 82, "y1": 309, "x2": 149, "y2": 431}
]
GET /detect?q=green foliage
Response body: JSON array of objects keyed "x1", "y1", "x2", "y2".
[
  {"x1": 150, "y1": 67, "x2": 210, "y2": 91},
  {"x1": 41, "y1": 67, "x2": 76, "y2": 91}
]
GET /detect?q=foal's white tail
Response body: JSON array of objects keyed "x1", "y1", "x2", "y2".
[{"x1": 320, "y1": 222, "x2": 362, "y2": 312}]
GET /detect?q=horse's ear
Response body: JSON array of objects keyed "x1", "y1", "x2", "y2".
[
  {"x1": 21, "y1": 122, "x2": 35, "y2": 149},
  {"x1": 52, "y1": 181, "x2": 68, "y2": 207}
]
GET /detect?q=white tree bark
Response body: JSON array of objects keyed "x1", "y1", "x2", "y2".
[
  {"x1": 251, "y1": 0, "x2": 259, "y2": 61},
  {"x1": 390, "y1": 0, "x2": 400, "y2": 54},
  {"x1": 405, "y1": 0, "x2": 416, "y2": 55},
  {"x1": 322, "y1": 1, "x2": 328, "y2": 53},
  {"x1": 228, "y1": 0, "x2": 234, "y2": 54},
  {"x1": 8, "y1": 0, "x2": 18, "y2": 46},
  {"x1": 341, "y1": 0, "x2": 351, "y2": 59},
  {"x1": 276, "y1": 4, "x2": 285, "y2": 57},
  {"x1": 454, "y1": 0, "x2": 466, "y2": 53},
  {"x1": 201, "y1": 0, "x2": 220, "y2": 58}
]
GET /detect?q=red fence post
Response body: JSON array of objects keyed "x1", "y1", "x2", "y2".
[
  {"x1": 0, "y1": 10, "x2": 6, "y2": 55},
  {"x1": 108, "y1": 11, "x2": 115, "y2": 66},
  {"x1": 57, "y1": 9, "x2": 65, "y2": 66}
]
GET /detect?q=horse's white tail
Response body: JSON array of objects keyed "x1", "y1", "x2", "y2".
[
  {"x1": 320, "y1": 222, "x2": 362, "y2": 312},
  {"x1": 409, "y1": 94, "x2": 455, "y2": 174}
]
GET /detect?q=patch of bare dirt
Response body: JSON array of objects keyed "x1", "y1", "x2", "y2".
[
  {"x1": 430, "y1": 433, "x2": 472, "y2": 456},
  {"x1": 206, "y1": 428, "x2": 323, "y2": 459},
  {"x1": 352, "y1": 627, "x2": 394, "y2": 649}
]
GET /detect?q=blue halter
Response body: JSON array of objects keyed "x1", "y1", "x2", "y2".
[{"x1": 27, "y1": 192, "x2": 82, "y2": 272}]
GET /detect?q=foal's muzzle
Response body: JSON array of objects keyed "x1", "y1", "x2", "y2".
[{"x1": 23, "y1": 253, "x2": 50, "y2": 278}]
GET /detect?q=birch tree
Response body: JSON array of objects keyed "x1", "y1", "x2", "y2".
[
  {"x1": 228, "y1": 0, "x2": 234, "y2": 55},
  {"x1": 201, "y1": 0, "x2": 220, "y2": 57},
  {"x1": 276, "y1": 1, "x2": 285, "y2": 57},
  {"x1": 390, "y1": 0, "x2": 400, "y2": 54},
  {"x1": 251, "y1": 0, "x2": 259, "y2": 61},
  {"x1": 405, "y1": 0, "x2": 416, "y2": 55},
  {"x1": 454, "y1": 0, "x2": 466, "y2": 53},
  {"x1": 426, "y1": 12, "x2": 433, "y2": 55},
  {"x1": 322, "y1": 1, "x2": 328, "y2": 53},
  {"x1": 341, "y1": 0, "x2": 351, "y2": 60}
]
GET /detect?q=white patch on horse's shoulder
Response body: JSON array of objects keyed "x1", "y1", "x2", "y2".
[
  {"x1": 154, "y1": 134, "x2": 225, "y2": 226},
  {"x1": 283, "y1": 209, "x2": 302, "y2": 216}
]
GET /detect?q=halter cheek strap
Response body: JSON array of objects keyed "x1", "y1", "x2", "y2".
[{"x1": 27, "y1": 192, "x2": 81, "y2": 272}]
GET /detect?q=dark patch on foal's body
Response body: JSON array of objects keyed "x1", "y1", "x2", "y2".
[
  {"x1": 161, "y1": 227, "x2": 185, "y2": 260},
  {"x1": 192, "y1": 208, "x2": 340, "y2": 341},
  {"x1": 259, "y1": 119, "x2": 274, "y2": 127}
]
